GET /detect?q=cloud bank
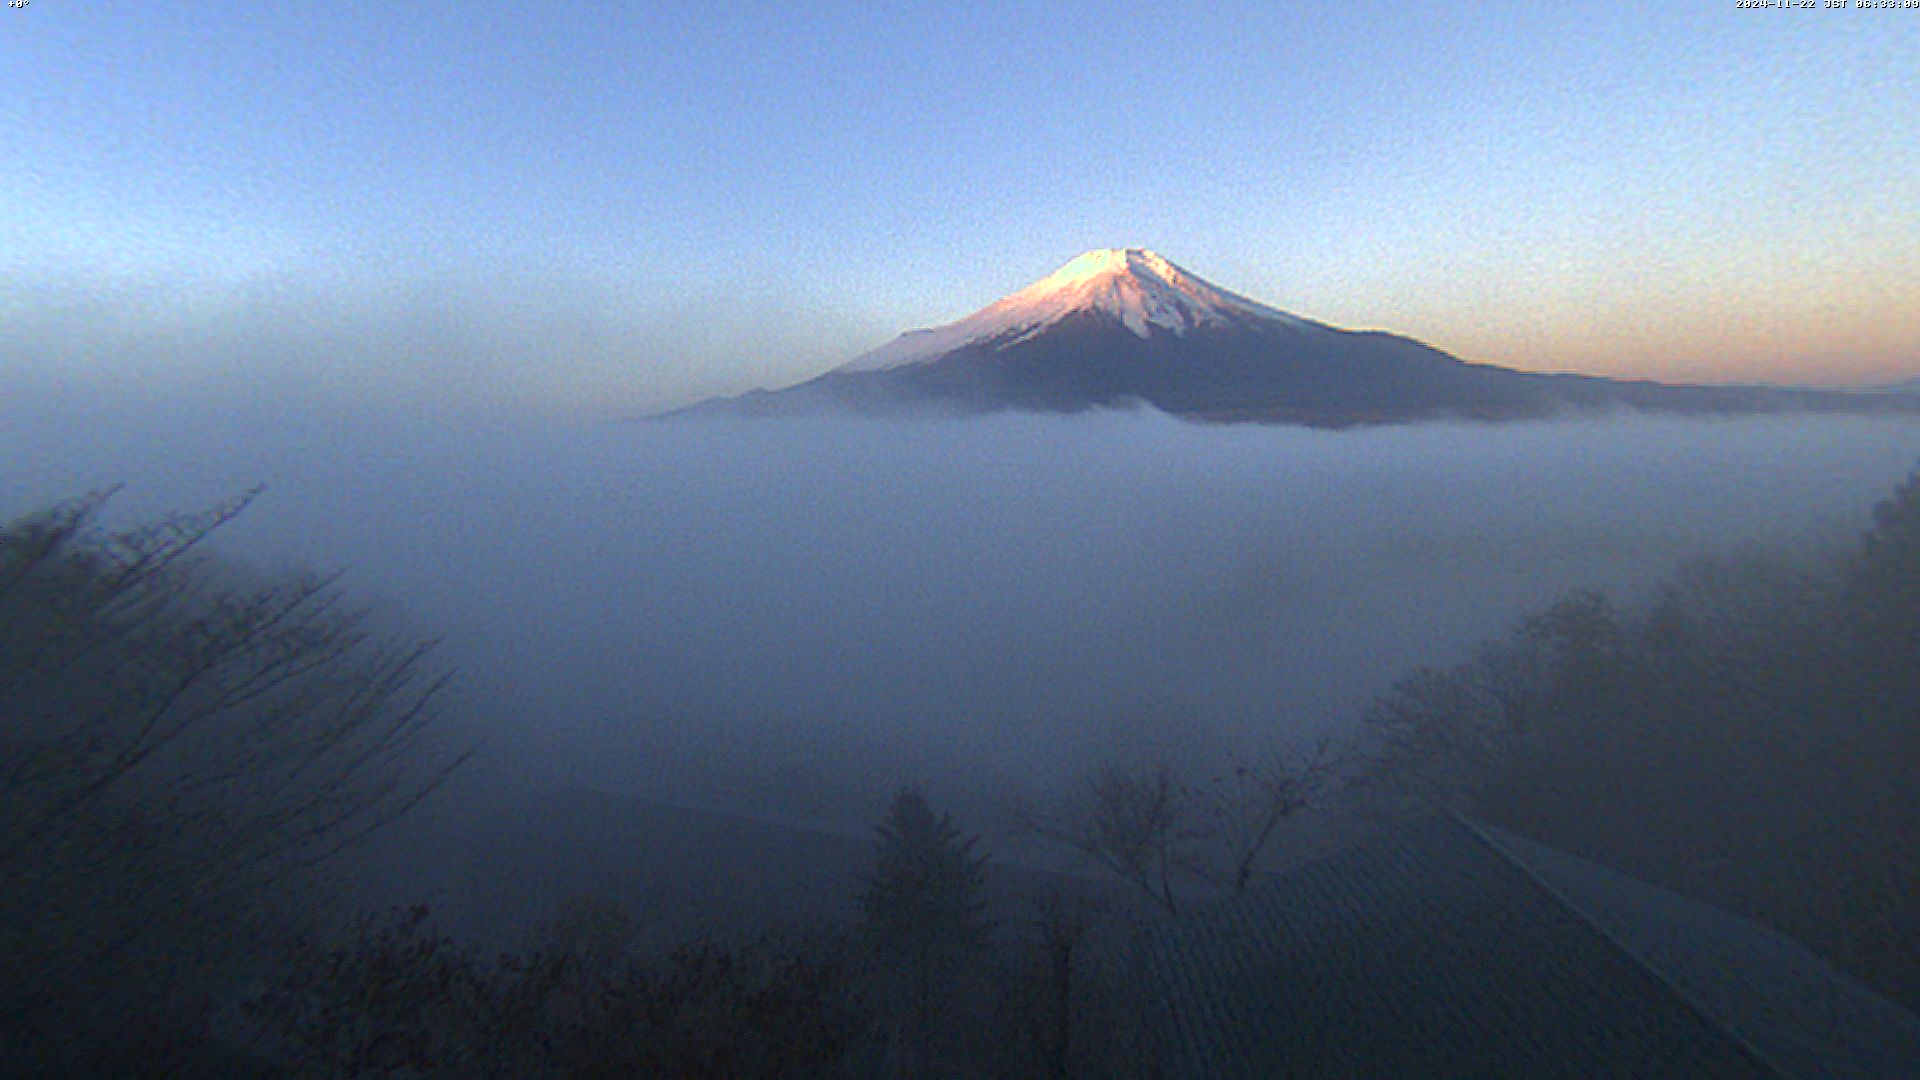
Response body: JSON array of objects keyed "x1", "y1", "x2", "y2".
[{"x1": 6, "y1": 394, "x2": 1918, "y2": 825}]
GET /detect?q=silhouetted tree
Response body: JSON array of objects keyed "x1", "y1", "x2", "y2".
[
  {"x1": 1352, "y1": 462, "x2": 1920, "y2": 1009},
  {"x1": 984, "y1": 888, "x2": 1162, "y2": 1080},
  {"x1": 244, "y1": 905, "x2": 496, "y2": 1078},
  {"x1": 0, "y1": 489, "x2": 466, "y2": 1070},
  {"x1": 248, "y1": 905, "x2": 867, "y2": 1079},
  {"x1": 1184, "y1": 742, "x2": 1334, "y2": 895},
  {"x1": 1021, "y1": 747, "x2": 1331, "y2": 915},
  {"x1": 857, "y1": 787, "x2": 990, "y2": 1070},
  {"x1": 1846, "y1": 465, "x2": 1920, "y2": 685},
  {"x1": 1028, "y1": 891, "x2": 1092, "y2": 1080}
]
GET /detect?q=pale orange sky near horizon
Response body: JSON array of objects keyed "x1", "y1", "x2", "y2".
[
  {"x1": 4, "y1": 3, "x2": 1916, "y2": 413},
  {"x1": 1331, "y1": 262, "x2": 1918, "y2": 388}
]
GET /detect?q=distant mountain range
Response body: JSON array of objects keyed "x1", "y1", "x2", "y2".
[{"x1": 669, "y1": 249, "x2": 1920, "y2": 427}]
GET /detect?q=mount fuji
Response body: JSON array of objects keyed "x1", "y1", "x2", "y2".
[{"x1": 670, "y1": 249, "x2": 1914, "y2": 426}]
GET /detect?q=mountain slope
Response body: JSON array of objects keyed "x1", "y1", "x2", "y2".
[
  {"x1": 672, "y1": 249, "x2": 1920, "y2": 426},
  {"x1": 838, "y1": 248, "x2": 1312, "y2": 373}
]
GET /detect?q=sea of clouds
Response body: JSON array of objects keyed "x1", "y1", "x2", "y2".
[{"x1": 7, "y1": 393, "x2": 1919, "y2": 826}]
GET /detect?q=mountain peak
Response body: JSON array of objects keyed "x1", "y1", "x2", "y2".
[
  {"x1": 1044, "y1": 247, "x2": 1178, "y2": 284},
  {"x1": 672, "y1": 249, "x2": 1920, "y2": 427},
  {"x1": 839, "y1": 249, "x2": 1307, "y2": 373}
]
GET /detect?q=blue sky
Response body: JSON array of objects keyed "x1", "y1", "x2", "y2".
[{"x1": 3, "y1": 1, "x2": 1916, "y2": 414}]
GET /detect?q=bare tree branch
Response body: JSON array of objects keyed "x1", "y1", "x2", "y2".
[{"x1": 0, "y1": 489, "x2": 469, "y2": 1037}]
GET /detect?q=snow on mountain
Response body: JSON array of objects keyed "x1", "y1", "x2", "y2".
[
  {"x1": 661, "y1": 248, "x2": 1920, "y2": 426},
  {"x1": 839, "y1": 248, "x2": 1313, "y2": 374}
]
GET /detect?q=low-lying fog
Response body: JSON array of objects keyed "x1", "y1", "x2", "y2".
[{"x1": 8, "y1": 399, "x2": 1919, "y2": 834}]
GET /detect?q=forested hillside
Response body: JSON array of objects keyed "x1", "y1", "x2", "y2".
[{"x1": 1359, "y1": 465, "x2": 1920, "y2": 1009}]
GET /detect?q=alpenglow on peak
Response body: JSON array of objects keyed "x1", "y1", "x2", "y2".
[{"x1": 838, "y1": 248, "x2": 1307, "y2": 373}]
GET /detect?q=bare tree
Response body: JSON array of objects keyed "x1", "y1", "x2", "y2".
[
  {"x1": 1352, "y1": 632, "x2": 1554, "y2": 815},
  {"x1": 1019, "y1": 765, "x2": 1189, "y2": 915},
  {"x1": 1181, "y1": 741, "x2": 1333, "y2": 895},
  {"x1": 0, "y1": 488, "x2": 467, "y2": 1064},
  {"x1": 1019, "y1": 744, "x2": 1332, "y2": 916},
  {"x1": 1028, "y1": 889, "x2": 1096, "y2": 1080}
]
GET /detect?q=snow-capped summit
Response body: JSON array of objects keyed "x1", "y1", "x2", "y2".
[
  {"x1": 839, "y1": 248, "x2": 1310, "y2": 373},
  {"x1": 663, "y1": 248, "x2": 1920, "y2": 426}
]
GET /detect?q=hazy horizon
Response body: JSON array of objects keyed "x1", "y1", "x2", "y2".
[{"x1": 7, "y1": 4, "x2": 1917, "y2": 419}]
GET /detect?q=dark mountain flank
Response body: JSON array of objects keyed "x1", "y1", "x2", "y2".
[{"x1": 670, "y1": 249, "x2": 1920, "y2": 427}]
